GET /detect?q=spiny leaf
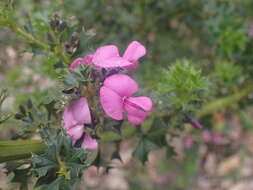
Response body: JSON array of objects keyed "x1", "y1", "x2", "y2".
[{"x1": 133, "y1": 137, "x2": 160, "y2": 164}]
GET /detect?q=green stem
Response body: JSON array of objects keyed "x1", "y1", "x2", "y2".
[
  {"x1": 0, "y1": 140, "x2": 45, "y2": 163},
  {"x1": 11, "y1": 26, "x2": 50, "y2": 51},
  {"x1": 49, "y1": 30, "x2": 70, "y2": 64},
  {"x1": 9, "y1": 25, "x2": 70, "y2": 63},
  {"x1": 197, "y1": 85, "x2": 253, "y2": 118}
]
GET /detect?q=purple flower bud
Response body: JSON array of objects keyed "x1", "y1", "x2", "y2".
[{"x1": 189, "y1": 119, "x2": 202, "y2": 129}]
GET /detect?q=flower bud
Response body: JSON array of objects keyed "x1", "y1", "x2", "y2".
[
  {"x1": 19, "y1": 105, "x2": 26, "y2": 115},
  {"x1": 27, "y1": 99, "x2": 33, "y2": 109},
  {"x1": 15, "y1": 113, "x2": 24, "y2": 120},
  {"x1": 58, "y1": 21, "x2": 67, "y2": 32},
  {"x1": 62, "y1": 88, "x2": 75, "y2": 94},
  {"x1": 49, "y1": 13, "x2": 60, "y2": 30}
]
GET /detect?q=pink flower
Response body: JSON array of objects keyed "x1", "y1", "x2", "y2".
[
  {"x1": 100, "y1": 74, "x2": 152, "y2": 125},
  {"x1": 248, "y1": 23, "x2": 253, "y2": 37},
  {"x1": 183, "y1": 136, "x2": 193, "y2": 149},
  {"x1": 212, "y1": 132, "x2": 223, "y2": 144},
  {"x1": 202, "y1": 131, "x2": 223, "y2": 145},
  {"x1": 92, "y1": 41, "x2": 146, "y2": 69},
  {"x1": 70, "y1": 54, "x2": 94, "y2": 70},
  {"x1": 82, "y1": 134, "x2": 98, "y2": 150},
  {"x1": 203, "y1": 132, "x2": 212, "y2": 143},
  {"x1": 62, "y1": 97, "x2": 98, "y2": 150}
]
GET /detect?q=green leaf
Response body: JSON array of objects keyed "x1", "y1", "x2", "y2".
[
  {"x1": 5, "y1": 162, "x2": 31, "y2": 190},
  {"x1": 133, "y1": 137, "x2": 160, "y2": 164},
  {"x1": 68, "y1": 163, "x2": 85, "y2": 178},
  {"x1": 146, "y1": 118, "x2": 167, "y2": 139},
  {"x1": 0, "y1": 1, "x2": 14, "y2": 27},
  {"x1": 43, "y1": 177, "x2": 62, "y2": 190},
  {"x1": 34, "y1": 165, "x2": 56, "y2": 178}
]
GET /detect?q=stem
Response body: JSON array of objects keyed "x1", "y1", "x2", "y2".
[
  {"x1": 49, "y1": 30, "x2": 70, "y2": 64},
  {"x1": 0, "y1": 140, "x2": 45, "y2": 163},
  {"x1": 8, "y1": 25, "x2": 70, "y2": 63},
  {"x1": 11, "y1": 26, "x2": 50, "y2": 51},
  {"x1": 197, "y1": 85, "x2": 253, "y2": 118}
]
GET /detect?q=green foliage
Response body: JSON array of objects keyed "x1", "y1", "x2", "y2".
[
  {"x1": 159, "y1": 59, "x2": 208, "y2": 110},
  {"x1": 214, "y1": 60, "x2": 243, "y2": 88},
  {"x1": 31, "y1": 129, "x2": 88, "y2": 190},
  {"x1": 0, "y1": 89, "x2": 12, "y2": 124},
  {"x1": 1, "y1": 0, "x2": 253, "y2": 189},
  {"x1": 204, "y1": 0, "x2": 248, "y2": 57},
  {"x1": 62, "y1": 64, "x2": 94, "y2": 90},
  {"x1": 133, "y1": 118, "x2": 169, "y2": 164},
  {"x1": 133, "y1": 137, "x2": 160, "y2": 164},
  {"x1": 5, "y1": 161, "x2": 31, "y2": 190},
  {"x1": 218, "y1": 28, "x2": 248, "y2": 57},
  {"x1": 14, "y1": 99, "x2": 53, "y2": 138},
  {"x1": 0, "y1": 1, "x2": 14, "y2": 27}
]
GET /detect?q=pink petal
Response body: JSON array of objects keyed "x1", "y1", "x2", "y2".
[
  {"x1": 124, "y1": 61, "x2": 139, "y2": 70},
  {"x1": 123, "y1": 41, "x2": 146, "y2": 69},
  {"x1": 126, "y1": 96, "x2": 153, "y2": 112},
  {"x1": 93, "y1": 56, "x2": 133, "y2": 68},
  {"x1": 100, "y1": 86, "x2": 123, "y2": 120},
  {"x1": 67, "y1": 125, "x2": 84, "y2": 143},
  {"x1": 124, "y1": 102, "x2": 147, "y2": 125},
  {"x1": 212, "y1": 132, "x2": 222, "y2": 145},
  {"x1": 123, "y1": 96, "x2": 152, "y2": 125},
  {"x1": 63, "y1": 105, "x2": 76, "y2": 130},
  {"x1": 70, "y1": 54, "x2": 94, "y2": 70},
  {"x1": 68, "y1": 97, "x2": 91, "y2": 124},
  {"x1": 82, "y1": 54, "x2": 94, "y2": 64},
  {"x1": 92, "y1": 45, "x2": 119, "y2": 64},
  {"x1": 82, "y1": 133, "x2": 98, "y2": 150},
  {"x1": 70, "y1": 58, "x2": 84, "y2": 70},
  {"x1": 203, "y1": 132, "x2": 212, "y2": 143},
  {"x1": 103, "y1": 74, "x2": 138, "y2": 97}
]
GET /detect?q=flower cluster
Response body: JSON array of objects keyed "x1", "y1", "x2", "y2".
[{"x1": 62, "y1": 41, "x2": 153, "y2": 150}]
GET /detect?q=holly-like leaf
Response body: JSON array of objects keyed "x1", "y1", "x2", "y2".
[
  {"x1": 62, "y1": 64, "x2": 92, "y2": 90},
  {"x1": 146, "y1": 118, "x2": 167, "y2": 139},
  {"x1": 5, "y1": 161, "x2": 31, "y2": 189},
  {"x1": 34, "y1": 165, "x2": 56, "y2": 178},
  {"x1": 42, "y1": 176, "x2": 62, "y2": 190},
  {"x1": 32, "y1": 129, "x2": 89, "y2": 189},
  {"x1": 133, "y1": 137, "x2": 160, "y2": 164},
  {"x1": 11, "y1": 168, "x2": 30, "y2": 190}
]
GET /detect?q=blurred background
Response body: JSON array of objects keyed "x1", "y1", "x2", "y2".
[{"x1": 1, "y1": 0, "x2": 253, "y2": 189}]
